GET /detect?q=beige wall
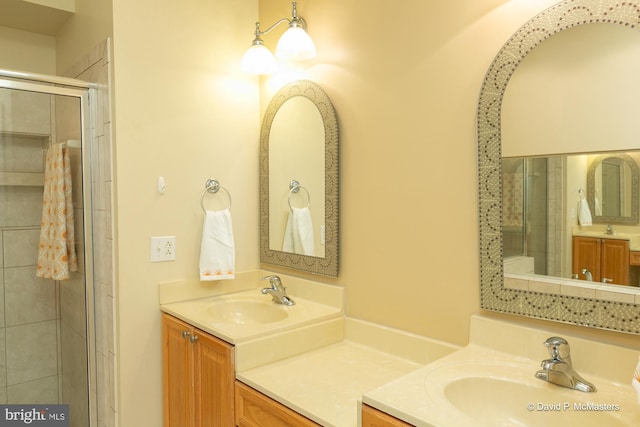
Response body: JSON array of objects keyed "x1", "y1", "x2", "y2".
[
  {"x1": 111, "y1": 0, "x2": 259, "y2": 425},
  {"x1": 5, "y1": 0, "x2": 640, "y2": 425},
  {"x1": 0, "y1": 26, "x2": 55, "y2": 74},
  {"x1": 258, "y1": 0, "x2": 640, "y2": 351}
]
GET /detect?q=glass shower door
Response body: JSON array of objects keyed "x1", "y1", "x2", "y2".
[{"x1": 0, "y1": 83, "x2": 92, "y2": 427}]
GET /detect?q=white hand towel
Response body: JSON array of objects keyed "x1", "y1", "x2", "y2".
[
  {"x1": 578, "y1": 198, "x2": 592, "y2": 226},
  {"x1": 199, "y1": 209, "x2": 235, "y2": 281},
  {"x1": 282, "y1": 207, "x2": 315, "y2": 256},
  {"x1": 633, "y1": 355, "x2": 640, "y2": 404}
]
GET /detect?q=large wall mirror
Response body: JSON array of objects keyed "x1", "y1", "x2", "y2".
[
  {"x1": 477, "y1": 0, "x2": 640, "y2": 334},
  {"x1": 260, "y1": 80, "x2": 339, "y2": 277}
]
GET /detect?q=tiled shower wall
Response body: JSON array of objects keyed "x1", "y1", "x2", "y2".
[{"x1": 64, "y1": 39, "x2": 116, "y2": 427}]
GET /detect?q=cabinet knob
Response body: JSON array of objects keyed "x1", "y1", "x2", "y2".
[
  {"x1": 182, "y1": 330, "x2": 191, "y2": 339},
  {"x1": 190, "y1": 335, "x2": 199, "y2": 343}
]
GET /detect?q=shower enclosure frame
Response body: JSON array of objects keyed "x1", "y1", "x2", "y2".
[{"x1": 0, "y1": 69, "x2": 98, "y2": 426}]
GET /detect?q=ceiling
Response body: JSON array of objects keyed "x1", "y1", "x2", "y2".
[{"x1": 0, "y1": 0, "x2": 73, "y2": 36}]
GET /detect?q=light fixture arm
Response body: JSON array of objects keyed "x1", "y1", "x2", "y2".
[{"x1": 251, "y1": 1, "x2": 309, "y2": 42}]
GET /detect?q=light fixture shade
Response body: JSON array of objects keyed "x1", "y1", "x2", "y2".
[
  {"x1": 241, "y1": 43, "x2": 278, "y2": 74},
  {"x1": 275, "y1": 26, "x2": 316, "y2": 60}
]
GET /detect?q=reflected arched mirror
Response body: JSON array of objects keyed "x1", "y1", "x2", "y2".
[
  {"x1": 477, "y1": 0, "x2": 640, "y2": 334},
  {"x1": 587, "y1": 153, "x2": 639, "y2": 224},
  {"x1": 260, "y1": 80, "x2": 339, "y2": 276}
]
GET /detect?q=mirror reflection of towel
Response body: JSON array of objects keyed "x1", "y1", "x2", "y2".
[
  {"x1": 199, "y1": 209, "x2": 235, "y2": 281},
  {"x1": 282, "y1": 207, "x2": 314, "y2": 256},
  {"x1": 578, "y1": 199, "x2": 592, "y2": 226}
]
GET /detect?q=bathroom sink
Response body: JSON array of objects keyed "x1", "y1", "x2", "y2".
[
  {"x1": 363, "y1": 316, "x2": 640, "y2": 427},
  {"x1": 206, "y1": 299, "x2": 288, "y2": 324},
  {"x1": 417, "y1": 353, "x2": 640, "y2": 427},
  {"x1": 444, "y1": 376, "x2": 627, "y2": 427},
  {"x1": 160, "y1": 287, "x2": 343, "y2": 343}
]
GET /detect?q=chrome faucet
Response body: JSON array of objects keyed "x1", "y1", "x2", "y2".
[
  {"x1": 580, "y1": 268, "x2": 593, "y2": 281},
  {"x1": 606, "y1": 224, "x2": 615, "y2": 235},
  {"x1": 535, "y1": 336, "x2": 596, "y2": 392},
  {"x1": 260, "y1": 275, "x2": 295, "y2": 306}
]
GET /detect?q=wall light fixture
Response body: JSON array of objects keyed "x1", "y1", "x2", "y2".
[{"x1": 241, "y1": 2, "x2": 316, "y2": 74}]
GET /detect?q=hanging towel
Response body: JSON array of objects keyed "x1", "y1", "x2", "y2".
[
  {"x1": 282, "y1": 207, "x2": 315, "y2": 256},
  {"x1": 199, "y1": 209, "x2": 235, "y2": 281},
  {"x1": 36, "y1": 143, "x2": 78, "y2": 280},
  {"x1": 633, "y1": 355, "x2": 640, "y2": 404},
  {"x1": 578, "y1": 198, "x2": 592, "y2": 226},
  {"x1": 594, "y1": 196, "x2": 602, "y2": 216}
]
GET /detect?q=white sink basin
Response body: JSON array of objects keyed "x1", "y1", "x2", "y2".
[
  {"x1": 363, "y1": 342, "x2": 640, "y2": 427},
  {"x1": 424, "y1": 355, "x2": 640, "y2": 427},
  {"x1": 161, "y1": 288, "x2": 342, "y2": 343},
  {"x1": 445, "y1": 376, "x2": 628, "y2": 427},
  {"x1": 206, "y1": 299, "x2": 288, "y2": 324}
]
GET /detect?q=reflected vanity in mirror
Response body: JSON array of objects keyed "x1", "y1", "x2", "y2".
[
  {"x1": 477, "y1": 0, "x2": 640, "y2": 334},
  {"x1": 260, "y1": 80, "x2": 339, "y2": 277}
]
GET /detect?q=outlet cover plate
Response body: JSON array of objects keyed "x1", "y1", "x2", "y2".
[{"x1": 150, "y1": 236, "x2": 176, "y2": 262}]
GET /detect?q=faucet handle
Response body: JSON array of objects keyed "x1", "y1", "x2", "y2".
[
  {"x1": 260, "y1": 275, "x2": 282, "y2": 289},
  {"x1": 543, "y1": 336, "x2": 570, "y2": 360}
]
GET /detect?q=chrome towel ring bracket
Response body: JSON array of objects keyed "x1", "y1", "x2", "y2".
[
  {"x1": 201, "y1": 178, "x2": 232, "y2": 212},
  {"x1": 288, "y1": 179, "x2": 310, "y2": 210}
]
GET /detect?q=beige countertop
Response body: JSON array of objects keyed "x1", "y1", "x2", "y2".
[
  {"x1": 572, "y1": 226, "x2": 640, "y2": 251},
  {"x1": 237, "y1": 340, "x2": 422, "y2": 427},
  {"x1": 234, "y1": 317, "x2": 459, "y2": 426},
  {"x1": 158, "y1": 271, "x2": 459, "y2": 426}
]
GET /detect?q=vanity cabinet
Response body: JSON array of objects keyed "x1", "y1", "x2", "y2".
[
  {"x1": 362, "y1": 404, "x2": 413, "y2": 427},
  {"x1": 235, "y1": 381, "x2": 320, "y2": 427},
  {"x1": 162, "y1": 313, "x2": 235, "y2": 427},
  {"x1": 572, "y1": 236, "x2": 630, "y2": 285}
]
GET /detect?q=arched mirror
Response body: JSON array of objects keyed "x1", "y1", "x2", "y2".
[
  {"x1": 477, "y1": 0, "x2": 640, "y2": 334},
  {"x1": 260, "y1": 80, "x2": 339, "y2": 276}
]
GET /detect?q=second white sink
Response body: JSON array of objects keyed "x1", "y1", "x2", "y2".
[{"x1": 445, "y1": 374, "x2": 629, "y2": 427}]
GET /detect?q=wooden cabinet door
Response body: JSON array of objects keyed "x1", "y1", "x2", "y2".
[
  {"x1": 162, "y1": 313, "x2": 195, "y2": 427},
  {"x1": 600, "y1": 238, "x2": 629, "y2": 285},
  {"x1": 162, "y1": 313, "x2": 236, "y2": 427},
  {"x1": 235, "y1": 381, "x2": 320, "y2": 427},
  {"x1": 194, "y1": 329, "x2": 235, "y2": 427},
  {"x1": 572, "y1": 237, "x2": 601, "y2": 280},
  {"x1": 362, "y1": 404, "x2": 413, "y2": 427}
]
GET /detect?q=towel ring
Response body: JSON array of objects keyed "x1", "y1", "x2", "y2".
[
  {"x1": 201, "y1": 178, "x2": 232, "y2": 212},
  {"x1": 288, "y1": 180, "x2": 310, "y2": 210}
]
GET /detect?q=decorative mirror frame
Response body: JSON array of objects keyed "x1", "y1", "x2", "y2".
[
  {"x1": 260, "y1": 80, "x2": 339, "y2": 277},
  {"x1": 587, "y1": 153, "x2": 640, "y2": 224},
  {"x1": 477, "y1": 0, "x2": 640, "y2": 334}
]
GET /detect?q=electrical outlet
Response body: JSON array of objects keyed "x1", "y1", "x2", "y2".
[{"x1": 150, "y1": 236, "x2": 176, "y2": 262}]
